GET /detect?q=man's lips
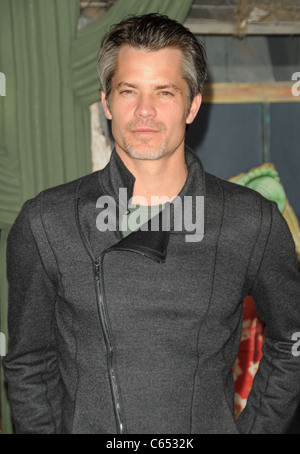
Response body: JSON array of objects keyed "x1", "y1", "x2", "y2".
[{"x1": 131, "y1": 128, "x2": 160, "y2": 134}]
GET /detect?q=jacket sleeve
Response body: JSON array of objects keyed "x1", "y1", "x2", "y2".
[
  {"x1": 2, "y1": 199, "x2": 62, "y2": 434},
  {"x1": 236, "y1": 201, "x2": 300, "y2": 434}
]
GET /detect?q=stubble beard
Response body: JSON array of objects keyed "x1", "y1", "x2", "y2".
[
  {"x1": 123, "y1": 140, "x2": 167, "y2": 161},
  {"x1": 122, "y1": 121, "x2": 167, "y2": 161}
]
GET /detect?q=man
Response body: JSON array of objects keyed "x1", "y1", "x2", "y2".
[{"x1": 3, "y1": 13, "x2": 300, "y2": 434}]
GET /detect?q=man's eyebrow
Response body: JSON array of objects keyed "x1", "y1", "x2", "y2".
[
  {"x1": 115, "y1": 82, "x2": 182, "y2": 92},
  {"x1": 116, "y1": 82, "x2": 138, "y2": 89},
  {"x1": 155, "y1": 84, "x2": 182, "y2": 92}
]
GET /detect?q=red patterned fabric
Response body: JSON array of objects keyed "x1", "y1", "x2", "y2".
[{"x1": 233, "y1": 296, "x2": 265, "y2": 419}]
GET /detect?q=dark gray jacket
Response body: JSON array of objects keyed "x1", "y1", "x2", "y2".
[{"x1": 3, "y1": 148, "x2": 300, "y2": 434}]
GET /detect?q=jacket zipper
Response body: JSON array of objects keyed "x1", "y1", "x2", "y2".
[{"x1": 94, "y1": 258, "x2": 124, "y2": 434}]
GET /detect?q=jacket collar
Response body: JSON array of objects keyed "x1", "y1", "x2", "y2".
[
  {"x1": 76, "y1": 146, "x2": 206, "y2": 263},
  {"x1": 98, "y1": 146, "x2": 206, "y2": 236}
]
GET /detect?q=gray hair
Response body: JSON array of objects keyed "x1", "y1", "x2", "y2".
[{"x1": 97, "y1": 13, "x2": 207, "y2": 109}]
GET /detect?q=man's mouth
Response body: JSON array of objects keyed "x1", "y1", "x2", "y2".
[{"x1": 131, "y1": 128, "x2": 160, "y2": 135}]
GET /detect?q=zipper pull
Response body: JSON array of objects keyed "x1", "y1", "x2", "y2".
[{"x1": 94, "y1": 259, "x2": 100, "y2": 280}]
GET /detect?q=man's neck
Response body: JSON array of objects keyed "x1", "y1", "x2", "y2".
[{"x1": 116, "y1": 147, "x2": 188, "y2": 206}]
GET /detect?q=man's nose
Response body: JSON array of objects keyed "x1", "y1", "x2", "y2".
[{"x1": 134, "y1": 93, "x2": 156, "y2": 118}]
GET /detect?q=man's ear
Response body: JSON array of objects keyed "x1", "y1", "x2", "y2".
[
  {"x1": 101, "y1": 91, "x2": 112, "y2": 120},
  {"x1": 186, "y1": 93, "x2": 202, "y2": 125}
]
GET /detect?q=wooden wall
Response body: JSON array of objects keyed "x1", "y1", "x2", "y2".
[{"x1": 186, "y1": 35, "x2": 300, "y2": 220}]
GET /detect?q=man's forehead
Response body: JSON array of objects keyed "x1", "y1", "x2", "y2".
[{"x1": 112, "y1": 45, "x2": 185, "y2": 83}]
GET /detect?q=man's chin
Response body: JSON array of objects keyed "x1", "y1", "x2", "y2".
[{"x1": 124, "y1": 145, "x2": 167, "y2": 161}]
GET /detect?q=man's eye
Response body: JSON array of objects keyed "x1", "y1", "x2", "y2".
[
  {"x1": 120, "y1": 90, "x2": 134, "y2": 95},
  {"x1": 160, "y1": 91, "x2": 173, "y2": 96}
]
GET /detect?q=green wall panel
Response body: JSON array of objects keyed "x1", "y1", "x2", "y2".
[{"x1": 0, "y1": 0, "x2": 193, "y2": 433}]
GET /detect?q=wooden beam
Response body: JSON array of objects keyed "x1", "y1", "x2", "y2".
[
  {"x1": 184, "y1": 18, "x2": 300, "y2": 36},
  {"x1": 202, "y1": 82, "x2": 300, "y2": 103}
]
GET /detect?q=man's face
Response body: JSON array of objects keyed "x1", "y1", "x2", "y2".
[{"x1": 101, "y1": 46, "x2": 201, "y2": 161}]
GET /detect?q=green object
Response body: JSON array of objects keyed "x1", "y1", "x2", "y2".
[
  {"x1": 234, "y1": 167, "x2": 286, "y2": 213},
  {"x1": 0, "y1": 0, "x2": 193, "y2": 433}
]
